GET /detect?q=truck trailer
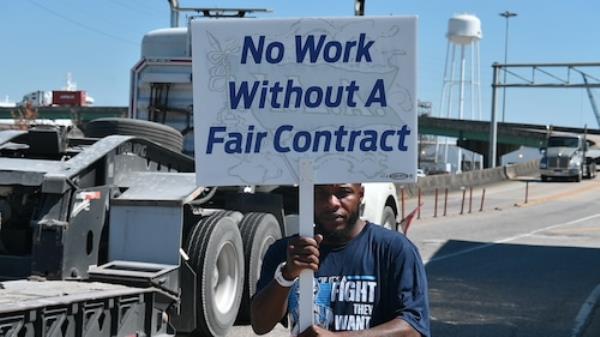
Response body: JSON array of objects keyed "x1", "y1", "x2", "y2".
[{"x1": 0, "y1": 123, "x2": 289, "y2": 337}]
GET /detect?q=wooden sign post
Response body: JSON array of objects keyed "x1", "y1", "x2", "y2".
[{"x1": 298, "y1": 159, "x2": 315, "y2": 331}]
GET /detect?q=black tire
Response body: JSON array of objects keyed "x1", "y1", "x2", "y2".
[
  {"x1": 236, "y1": 212, "x2": 282, "y2": 323},
  {"x1": 186, "y1": 211, "x2": 244, "y2": 337},
  {"x1": 575, "y1": 171, "x2": 582, "y2": 182},
  {"x1": 541, "y1": 175, "x2": 548, "y2": 182},
  {"x1": 586, "y1": 164, "x2": 596, "y2": 179},
  {"x1": 85, "y1": 118, "x2": 184, "y2": 152},
  {"x1": 381, "y1": 206, "x2": 398, "y2": 232}
]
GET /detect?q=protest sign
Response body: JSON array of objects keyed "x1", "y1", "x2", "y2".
[{"x1": 192, "y1": 17, "x2": 417, "y2": 186}]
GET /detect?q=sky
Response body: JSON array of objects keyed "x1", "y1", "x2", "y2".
[{"x1": 1, "y1": 0, "x2": 600, "y2": 129}]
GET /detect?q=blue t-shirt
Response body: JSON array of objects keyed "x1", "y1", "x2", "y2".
[{"x1": 256, "y1": 222, "x2": 430, "y2": 337}]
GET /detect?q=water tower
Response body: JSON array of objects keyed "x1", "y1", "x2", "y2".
[{"x1": 437, "y1": 14, "x2": 483, "y2": 172}]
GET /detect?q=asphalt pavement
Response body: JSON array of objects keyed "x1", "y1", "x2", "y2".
[
  {"x1": 226, "y1": 177, "x2": 600, "y2": 337},
  {"x1": 409, "y1": 177, "x2": 600, "y2": 337}
]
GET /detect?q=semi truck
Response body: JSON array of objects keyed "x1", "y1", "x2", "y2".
[
  {"x1": 539, "y1": 132, "x2": 598, "y2": 182},
  {"x1": 0, "y1": 7, "x2": 403, "y2": 337}
]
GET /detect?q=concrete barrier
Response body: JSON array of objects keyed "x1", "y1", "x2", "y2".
[
  {"x1": 397, "y1": 160, "x2": 540, "y2": 197},
  {"x1": 505, "y1": 159, "x2": 540, "y2": 179}
]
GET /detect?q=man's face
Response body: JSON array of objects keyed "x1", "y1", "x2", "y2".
[{"x1": 314, "y1": 184, "x2": 364, "y2": 241}]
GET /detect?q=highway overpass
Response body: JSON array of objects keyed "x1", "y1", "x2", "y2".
[
  {"x1": 419, "y1": 115, "x2": 600, "y2": 166},
  {"x1": 2, "y1": 106, "x2": 599, "y2": 165}
]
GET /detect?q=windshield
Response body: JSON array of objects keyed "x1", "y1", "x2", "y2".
[{"x1": 547, "y1": 137, "x2": 579, "y2": 148}]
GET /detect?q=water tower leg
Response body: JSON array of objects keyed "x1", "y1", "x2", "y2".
[
  {"x1": 457, "y1": 45, "x2": 466, "y2": 172},
  {"x1": 444, "y1": 44, "x2": 458, "y2": 166}
]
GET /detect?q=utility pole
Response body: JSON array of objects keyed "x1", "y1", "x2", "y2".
[
  {"x1": 499, "y1": 10, "x2": 517, "y2": 122},
  {"x1": 488, "y1": 64, "x2": 500, "y2": 168},
  {"x1": 355, "y1": 0, "x2": 365, "y2": 16}
]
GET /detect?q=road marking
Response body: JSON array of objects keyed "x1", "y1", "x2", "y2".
[
  {"x1": 518, "y1": 180, "x2": 600, "y2": 208},
  {"x1": 548, "y1": 226, "x2": 600, "y2": 233},
  {"x1": 422, "y1": 239, "x2": 446, "y2": 244},
  {"x1": 571, "y1": 283, "x2": 600, "y2": 337},
  {"x1": 423, "y1": 213, "x2": 600, "y2": 264}
]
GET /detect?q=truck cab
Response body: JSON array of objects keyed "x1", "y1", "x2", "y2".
[{"x1": 540, "y1": 133, "x2": 596, "y2": 182}]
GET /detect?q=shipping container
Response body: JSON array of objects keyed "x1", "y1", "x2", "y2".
[{"x1": 52, "y1": 90, "x2": 86, "y2": 106}]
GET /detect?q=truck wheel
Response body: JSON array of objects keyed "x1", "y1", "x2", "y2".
[
  {"x1": 381, "y1": 206, "x2": 398, "y2": 232},
  {"x1": 586, "y1": 165, "x2": 591, "y2": 179},
  {"x1": 575, "y1": 171, "x2": 582, "y2": 182},
  {"x1": 85, "y1": 118, "x2": 184, "y2": 152},
  {"x1": 586, "y1": 164, "x2": 596, "y2": 179},
  {"x1": 186, "y1": 211, "x2": 244, "y2": 337},
  {"x1": 541, "y1": 175, "x2": 548, "y2": 182},
  {"x1": 236, "y1": 212, "x2": 282, "y2": 323}
]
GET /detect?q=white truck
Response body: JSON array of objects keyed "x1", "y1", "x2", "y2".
[{"x1": 539, "y1": 132, "x2": 597, "y2": 182}]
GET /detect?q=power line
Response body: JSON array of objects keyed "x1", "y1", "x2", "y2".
[{"x1": 27, "y1": 0, "x2": 137, "y2": 46}]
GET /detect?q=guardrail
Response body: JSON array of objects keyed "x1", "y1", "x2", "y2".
[
  {"x1": 397, "y1": 160, "x2": 540, "y2": 231},
  {"x1": 398, "y1": 160, "x2": 539, "y2": 197}
]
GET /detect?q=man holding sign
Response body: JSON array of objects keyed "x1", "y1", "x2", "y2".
[
  {"x1": 191, "y1": 14, "x2": 425, "y2": 337},
  {"x1": 251, "y1": 183, "x2": 430, "y2": 337}
]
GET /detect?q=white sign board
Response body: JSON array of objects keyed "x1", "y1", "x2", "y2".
[{"x1": 192, "y1": 17, "x2": 417, "y2": 186}]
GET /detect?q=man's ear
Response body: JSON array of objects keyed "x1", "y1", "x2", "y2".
[{"x1": 359, "y1": 184, "x2": 364, "y2": 201}]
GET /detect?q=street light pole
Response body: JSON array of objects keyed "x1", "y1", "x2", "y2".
[{"x1": 500, "y1": 10, "x2": 517, "y2": 122}]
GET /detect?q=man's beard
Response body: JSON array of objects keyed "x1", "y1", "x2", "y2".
[{"x1": 316, "y1": 208, "x2": 361, "y2": 244}]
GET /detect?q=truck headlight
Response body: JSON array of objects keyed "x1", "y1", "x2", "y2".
[{"x1": 569, "y1": 158, "x2": 580, "y2": 168}]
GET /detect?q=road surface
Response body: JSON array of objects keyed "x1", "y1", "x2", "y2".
[{"x1": 227, "y1": 177, "x2": 600, "y2": 337}]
